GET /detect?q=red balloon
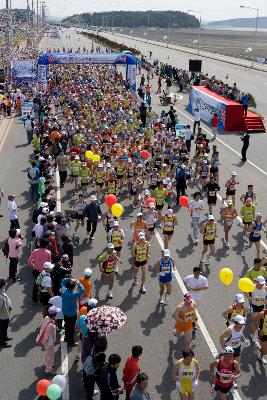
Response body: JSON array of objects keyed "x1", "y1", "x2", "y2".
[
  {"x1": 146, "y1": 197, "x2": 156, "y2": 207},
  {"x1": 179, "y1": 196, "x2": 189, "y2": 208},
  {"x1": 141, "y1": 150, "x2": 150, "y2": 159},
  {"x1": 105, "y1": 194, "x2": 117, "y2": 209},
  {"x1": 36, "y1": 379, "x2": 51, "y2": 396}
]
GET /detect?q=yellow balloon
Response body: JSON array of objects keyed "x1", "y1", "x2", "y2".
[
  {"x1": 85, "y1": 150, "x2": 93, "y2": 159},
  {"x1": 111, "y1": 203, "x2": 124, "y2": 218},
  {"x1": 238, "y1": 277, "x2": 255, "y2": 293},
  {"x1": 92, "y1": 154, "x2": 100, "y2": 162},
  {"x1": 219, "y1": 268, "x2": 234, "y2": 286}
]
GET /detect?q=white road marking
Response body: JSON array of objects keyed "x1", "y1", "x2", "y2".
[
  {"x1": 60, "y1": 333, "x2": 69, "y2": 400},
  {"x1": 177, "y1": 108, "x2": 267, "y2": 177},
  {"x1": 56, "y1": 168, "x2": 70, "y2": 400},
  {"x1": 154, "y1": 228, "x2": 243, "y2": 400}
]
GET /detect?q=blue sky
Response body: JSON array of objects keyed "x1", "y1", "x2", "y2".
[{"x1": 5, "y1": 0, "x2": 267, "y2": 20}]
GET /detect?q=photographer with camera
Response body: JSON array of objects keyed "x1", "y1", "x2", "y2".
[{"x1": 61, "y1": 278, "x2": 85, "y2": 346}]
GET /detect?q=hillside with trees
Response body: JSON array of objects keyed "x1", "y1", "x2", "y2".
[
  {"x1": 62, "y1": 11, "x2": 200, "y2": 29},
  {"x1": 207, "y1": 17, "x2": 267, "y2": 28}
]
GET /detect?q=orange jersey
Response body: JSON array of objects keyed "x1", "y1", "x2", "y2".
[{"x1": 175, "y1": 305, "x2": 195, "y2": 332}]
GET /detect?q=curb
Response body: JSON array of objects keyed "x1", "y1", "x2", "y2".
[{"x1": 105, "y1": 32, "x2": 267, "y2": 73}]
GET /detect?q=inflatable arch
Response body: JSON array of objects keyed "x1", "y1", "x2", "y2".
[{"x1": 37, "y1": 52, "x2": 137, "y2": 91}]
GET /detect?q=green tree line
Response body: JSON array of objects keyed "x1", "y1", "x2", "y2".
[{"x1": 62, "y1": 11, "x2": 200, "y2": 29}]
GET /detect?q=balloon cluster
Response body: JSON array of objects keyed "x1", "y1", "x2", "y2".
[
  {"x1": 105, "y1": 194, "x2": 124, "y2": 217},
  {"x1": 219, "y1": 268, "x2": 255, "y2": 292},
  {"x1": 36, "y1": 375, "x2": 66, "y2": 400},
  {"x1": 85, "y1": 150, "x2": 100, "y2": 163}
]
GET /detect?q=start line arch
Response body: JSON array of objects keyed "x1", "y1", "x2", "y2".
[{"x1": 37, "y1": 52, "x2": 137, "y2": 91}]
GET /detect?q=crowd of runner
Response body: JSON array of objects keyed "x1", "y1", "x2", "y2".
[{"x1": 0, "y1": 43, "x2": 267, "y2": 400}]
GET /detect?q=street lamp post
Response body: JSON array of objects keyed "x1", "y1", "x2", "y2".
[
  {"x1": 240, "y1": 5, "x2": 260, "y2": 68},
  {"x1": 188, "y1": 9, "x2": 202, "y2": 56}
]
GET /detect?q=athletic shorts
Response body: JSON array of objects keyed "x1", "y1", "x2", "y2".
[
  {"x1": 95, "y1": 182, "x2": 104, "y2": 187},
  {"x1": 243, "y1": 221, "x2": 252, "y2": 226},
  {"x1": 210, "y1": 167, "x2": 218, "y2": 174},
  {"x1": 159, "y1": 275, "x2": 173, "y2": 284},
  {"x1": 252, "y1": 304, "x2": 264, "y2": 313},
  {"x1": 114, "y1": 246, "x2": 122, "y2": 253},
  {"x1": 163, "y1": 230, "x2": 174, "y2": 236},
  {"x1": 214, "y1": 384, "x2": 233, "y2": 394},
  {"x1": 233, "y1": 345, "x2": 241, "y2": 358},
  {"x1": 117, "y1": 175, "x2": 124, "y2": 180},
  {"x1": 207, "y1": 196, "x2": 217, "y2": 205},
  {"x1": 39, "y1": 292, "x2": 50, "y2": 307},
  {"x1": 156, "y1": 204, "x2": 164, "y2": 211},
  {"x1": 148, "y1": 225, "x2": 155, "y2": 232},
  {"x1": 71, "y1": 174, "x2": 79, "y2": 178},
  {"x1": 81, "y1": 182, "x2": 88, "y2": 186},
  {"x1": 249, "y1": 236, "x2": 261, "y2": 243},
  {"x1": 134, "y1": 260, "x2": 147, "y2": 267},
  {"x1": 226, "y1": 189, "x2": 236, "y2": 196},
  {"x1": 203, "y1": 238, "x2": 215, "y2": 245},
  {"x1": 130, "y1": 189, "x2": 138, "y2": 196}
]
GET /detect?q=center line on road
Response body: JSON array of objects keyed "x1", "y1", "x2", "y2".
[
  {"x1": 154, "y1": 228, "x2": 243, "y2": 400},
  {"x1": 177, "y1": 108, "x2": 267, "y2": 177}
]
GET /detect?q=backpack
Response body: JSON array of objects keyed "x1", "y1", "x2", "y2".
[
  {"x1": 84, "y1": 346, "x2": 105, "y2": 376},
  {"x1": 36, "y1": 271, "x2": 49, "y2": 290},
  {"x1": 84, "y1": 346, "x2": 96, "y2": 376},
  {"x1": 2, "y1": 240, "x2": 9, "y2": 258}
]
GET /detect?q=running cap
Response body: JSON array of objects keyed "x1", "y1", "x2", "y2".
[
  {"x1": 90, "y1": 195, "x2": 97, "y2": 201},
  {"x1": 208, "y1": 215, "x2": 215, "y2": 220},
  {"x1": 223, "y1": 346, "x2": 234, "y2": 354},
  {"x1": 166, "y1": 208, "x2": 173, "y2": 215},
  {"x1": 144, "y1": 189, "x2": 150, "y2": 195},
  {"x1": 75, "y1": 155, "x2": 80, "y2": 160},
  {"x1": 83, "y1": 268, "x2": 92, "y2": 277},
  {"x1": 107, "y1": 243, "x2": 115, "y2": 249},
  {"x1": 235, "y1": 294, "x2": 245, "y2": 303},
  {"x1": 138, "y1": 232, "x2": 145, "y2": 239},
  {"x1": 106, "y1": 163, "x2": 111, "y2": 167},
  {"x1": 48, "y1": 306, "x2": 60, "y2": 315},
  {"x1": 226, "y1": 200, "x2": 233, "y2": 206},
  {"x1": 233, "y1": 315, "x2": 246, "y2": 325},
  {"x1": 136, "y1": 212, "x2": 143, "y2": 217},
  {"x1": 149, "y1": 202, "x2": 155, "y2": 208},
  {"x1": 113, "y1": 221, "x2": 119, "y2": 226},
  {"x1": 256, "y1": 212, "x2": 262, "y2": 217},
  {"x1": 193, "y1": 267, "x2": 202, "y2": 273},
  {"x1": 231, "y1": 171, "x2": 237, "y2": 176},
  {"x1": 88, "y1": 298, "x2": 98, "y2": 307},
  {"x1": 184, "y1": 293, "x2": 193, "y2": 302},
  {"x1": 98, "y1": 163, "x2": 103, "y2": 168},
  {"x1": 164, "y1": 249, "x2": 170, "y2": 257},
  {"x1": 40, "y1": 201, "x2": 48, "y2": 208},
  {"x1": 43, "y1": 262, "x2": 54, "y2": 270},
  {"x1": 255, "y1": 275, "x2": 265, "y2": 285},
  {"x1": 42, "y1": 207, "x2": 49, "y2": 214}
]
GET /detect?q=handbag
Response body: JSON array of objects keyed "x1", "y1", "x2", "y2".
[{"x1": 36, "y1": 320, "x2": 53, "y2": 346}]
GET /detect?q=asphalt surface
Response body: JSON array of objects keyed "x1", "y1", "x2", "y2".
[
  {"x1": 93, "y1": 28, "x2": 267, "y2": 116},
  {"x1": 0, "y1": 28, "x2": 267, "y2": 400}
]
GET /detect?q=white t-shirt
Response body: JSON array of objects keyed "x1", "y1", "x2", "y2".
[
  {"x1": 194, "y1": 110, "x2": 200, "y2": 121},
  {"x1": 184, "y1": 274, "x2": 208, "y2": 302},
  {"x1": 190, "y1": 199, "x2": 204, "y2": 218},
  {"x1": 49, "y1": 296, "x2": 63, "y2": 319},
  {"x1": 41, "y1": 275, "x2": 52, "y2": 292},
  {"x1": 184, "y1": 128, "x2": 192, "y2": 141},
  {"x1": 7, "y1": 200, "x2": 18, "y2": 220}
]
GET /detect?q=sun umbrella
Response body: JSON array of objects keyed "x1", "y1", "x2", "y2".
[{"x1": 86, "y1": 305, "x2": 127, "y2": 334}]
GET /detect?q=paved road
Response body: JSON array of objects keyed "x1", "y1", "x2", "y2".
[
  {"x1": 0, "y1": 29, "x2": 267, "y2": 400},
  {"x1": 92, "y1": 28, "x2": 267, "y2": 116}
]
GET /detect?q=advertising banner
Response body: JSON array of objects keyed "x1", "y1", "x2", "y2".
[
  {"x1": 11, "y1": 60, "x2": 35, "y2": 79},
  {"x1": 188, "y1": 86, "x2": 226, "y2": 130},
  {"x1": 126, "y1": 64, "x2": 137, "y2": 91},
  {"x1": 37, "y1": 64, "x2": 48, "y2": 83}
]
